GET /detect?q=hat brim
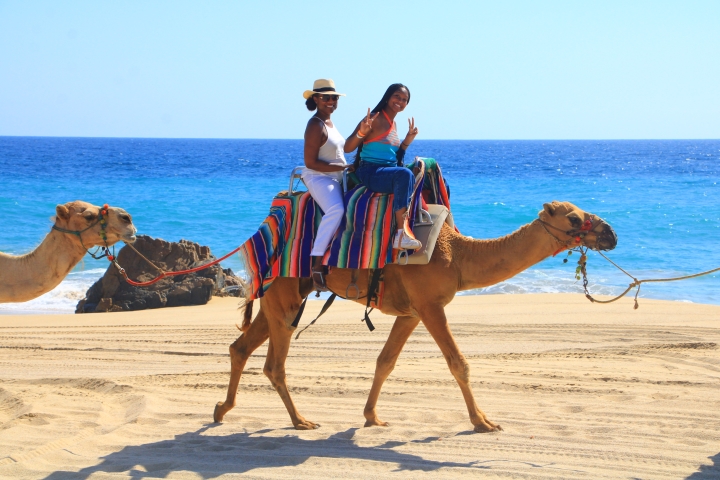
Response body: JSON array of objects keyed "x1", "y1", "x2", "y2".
[{"x1": 303, "y1": 90, "x2": 346, "y2": 99}]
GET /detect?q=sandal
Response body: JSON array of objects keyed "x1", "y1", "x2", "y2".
[{"x1": 311, "y1": 267, "x2": 328, "y2": 292}]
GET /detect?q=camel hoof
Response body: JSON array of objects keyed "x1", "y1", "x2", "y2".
[
  {"x1": 364, "y1": 419, "x2": 390, "y2": 427},
  {"x1": 473, "y1": 422, "x2": 502, "y2": 433},
  {"x1": 294, "y1": 421, "x2": 320, "y2": 430},
  {"x1": 213, "y1": 402, "x2": 226, "y2": 423}
]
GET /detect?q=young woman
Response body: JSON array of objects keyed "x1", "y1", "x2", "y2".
[
  {"x1": 301, "y1": 79, "x2": 350, "y2": 291},
  {"x1": 344, "y1": 83, "x2": 421, "y2": 250}
]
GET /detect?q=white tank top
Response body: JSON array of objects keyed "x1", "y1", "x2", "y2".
[
  {"x1": 315, "y1": 117, "x2": 346, "y2": 165},
  {"x1": 303, "y1": 117, "x2": 346, "y2": 181}
]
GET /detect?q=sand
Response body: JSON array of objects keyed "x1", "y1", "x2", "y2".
[{"x1": 1, "y1": 293, "x2": 719, "y2": 479}]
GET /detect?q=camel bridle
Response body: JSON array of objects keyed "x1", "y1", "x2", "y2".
[
  {"x1": 52, "y1": 203, "x2": 115, "y2": 261},
  {"x1": 536, "y1": 215, "x2": 600, "y2": 251}
]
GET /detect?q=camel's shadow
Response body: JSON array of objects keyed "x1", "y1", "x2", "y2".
[
  {"x1": 44, "y1": 425, "x2": 491, "y2": 479},
  {"x1": 685, "y1": 452, "x2": 720, "y2": 479}
]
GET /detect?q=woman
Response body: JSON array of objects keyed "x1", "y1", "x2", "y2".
[
  {"x1": 344, "y1": 83, "x2": 421, "y2": 250},
  {"x1": 301, "y1": 79, "x2": 350, "y2": 291}
]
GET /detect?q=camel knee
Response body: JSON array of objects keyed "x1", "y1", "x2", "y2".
[
  {"x1": 445, "y1": 354, "x2": 470, "y2": 383},
  {"x1": 263, "y1": 363, "x2": 286, "y2": 386},
  {"x1": 375, "y1": 352, "x2": 397, "y2": 378},
  {"x1": 229, "y1": 337, "x2": 253, "y2": 367}
]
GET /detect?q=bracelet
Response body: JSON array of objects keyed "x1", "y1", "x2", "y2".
[
  {"x1": 401, "y1": 142, "x2": 409, "y2": 148},
  {"x1": 356, "y1": 131, "x2": 366, "y2": 139}
]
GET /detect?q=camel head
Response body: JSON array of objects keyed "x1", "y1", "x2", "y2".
[
  {"x1": 539, "y1": 201, "x2": 617, "y2": 251},
  {"x1": 54, "y1": 200, "x2": 137, "y2": 246}
]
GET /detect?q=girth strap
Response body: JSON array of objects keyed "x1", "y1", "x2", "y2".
[
  {"x1": 294, "y1": 293, "x2": 338, "y2": 340},
  {"x1": 290, "y1": 297, "x2": 308, "y2": 328},
  {"x1": 363, "y1": 269, "x2": 383, "y2": 332}
]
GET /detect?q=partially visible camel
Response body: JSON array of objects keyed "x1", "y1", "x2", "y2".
[
  {"x1": 0, "y1": 201, "x2": 136, "y2": 303},
  {"x1": 214, "y1": 201, "x2": 617, "y2": 432}
]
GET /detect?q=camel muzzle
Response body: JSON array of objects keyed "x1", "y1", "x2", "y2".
[{"x1": 595, "y1": 223, "x2": 618, "y2": 251}]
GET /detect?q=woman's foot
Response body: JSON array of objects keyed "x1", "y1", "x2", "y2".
[
  {"x1": 393, "y1": 230, "x2": 422, "y2": 250},
  {"x1": 311, "y1": 268, "x2": 328, "y2": 292},
  {"x1": 311, "y1": 256, "x2": 328, "y2": 292}
]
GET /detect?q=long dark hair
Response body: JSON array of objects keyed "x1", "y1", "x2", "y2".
[{"x1": 355, "y1": 83, "x2": 411, "y2": 167}]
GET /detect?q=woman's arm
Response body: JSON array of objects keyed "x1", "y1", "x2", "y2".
[
  {"x1": 304, "y1": 119, "x2": 346, "y2": 172},
  {"x1": 344, "y1": 108, "x2": 379, "y2": 153}
]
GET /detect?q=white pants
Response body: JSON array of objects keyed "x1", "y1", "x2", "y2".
[{"x1": 302, "y1": 170, "x2": 344, "y2": 257}]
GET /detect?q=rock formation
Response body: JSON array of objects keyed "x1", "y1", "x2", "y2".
[{"x1": 76, "y1": 235, "x2": 244, "y2": 313}]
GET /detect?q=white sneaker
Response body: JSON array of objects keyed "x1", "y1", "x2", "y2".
[{"x1": 393, "y1": 231, "x2": 422, "y2": 250}]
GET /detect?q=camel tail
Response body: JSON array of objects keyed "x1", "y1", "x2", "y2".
[
  {"x1": 236, "y1": 300, "x2": 254, "y2": 332},
  {"x1": 233, "y1": 270, "x2": 254, "y2": 332}
]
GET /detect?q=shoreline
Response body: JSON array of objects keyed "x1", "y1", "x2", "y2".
[{"x1": 1, "y1": 290, "x2": 718, "y2": 318}]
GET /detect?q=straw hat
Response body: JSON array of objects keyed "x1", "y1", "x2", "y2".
[{"x1": 303, "y1": 79, "x2": 346, "y2": 99}]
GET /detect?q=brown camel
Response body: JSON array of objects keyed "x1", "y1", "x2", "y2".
[
  {"x1": 0, "y1": 201, "x2": 136, "y2": 303},
  {"x1": 214, "y1": 201, "x2": 617, "y2": 432}
]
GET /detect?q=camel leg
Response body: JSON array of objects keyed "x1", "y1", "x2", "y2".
[
  {"x1": 263, "y1": 310, "x2": 319, "y2": 430},
  {"x1": 364, "y1": 315, "x2": 420, "y2": 427},
  {"x1": 419, "y1": 306, "x2": 503, "y2": 433},
  {"x1": 258, "y1": 278, "x2": 317, "y2": 430},
  {"x1": 214, "y1": 310, "x2": 270, "y2": 422}
]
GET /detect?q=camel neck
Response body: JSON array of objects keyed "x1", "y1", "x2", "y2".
[
  {"x1": 0, "y1": 228, "x2": 88, "y2": 303},
  {"x1": 455, "y1": 220, "x2": 562, "y2": 291}
]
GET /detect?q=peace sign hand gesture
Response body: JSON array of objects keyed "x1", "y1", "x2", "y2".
[
  {"x1": 402, "y1": 117, "x2": 419, "y2": 147},
  {"x1": 358, "y1": 108, "x2": 379, "y2": 137}
]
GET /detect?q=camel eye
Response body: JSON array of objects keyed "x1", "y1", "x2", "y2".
[
  {"x1": 82, "y1": 211, "x2": 97, "y2": 221},
  {"x1": 568, "y1": 215, "x2": 582, "y2": 227}
]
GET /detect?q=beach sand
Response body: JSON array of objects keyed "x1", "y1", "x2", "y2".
[{"x1": 1, "y1": 293, "x2": 719, "y2": 479}]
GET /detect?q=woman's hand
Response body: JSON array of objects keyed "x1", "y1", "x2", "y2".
[
  {"x1": 401, "y1": 117, "x2": 418, "y2": 148},
  {"x1": 358, "y1": 108, "x2": 379, "y2": 137}
]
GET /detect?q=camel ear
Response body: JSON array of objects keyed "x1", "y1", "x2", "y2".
[
  {"x1": 543, "y1": 203, "x2": 556, "y2": 217},
  {"x1": 56, "y1": 204, "x2": 70, "y2": 220}
]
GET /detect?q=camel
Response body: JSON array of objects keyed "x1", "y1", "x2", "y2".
[
  {"x1": 0, "y1": 201, "x2": 136, "y2": 303},
  {"x1": 214, "y1": 201, "x2": 617, "y2": 432}
]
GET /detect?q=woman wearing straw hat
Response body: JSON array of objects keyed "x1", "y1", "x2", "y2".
[
  {"x1": 344, "y1": 83, "x2": 421, "y2": 250},
  {"x1": 301, "y1": 79, "x2": 350, "y2": 291}
]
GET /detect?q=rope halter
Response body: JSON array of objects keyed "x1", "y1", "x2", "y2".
[{"x1": 52, "y1": 203, "x2": 115, "y2": 260}]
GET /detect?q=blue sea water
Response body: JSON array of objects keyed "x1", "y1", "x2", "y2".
[{"x1": 1, "y1": 136, "x2": 718, "y2": 314}]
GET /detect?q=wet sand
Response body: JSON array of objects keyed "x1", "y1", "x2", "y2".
[{"x1": 1, "y1": 294, "x2": 719, "y2": 479}]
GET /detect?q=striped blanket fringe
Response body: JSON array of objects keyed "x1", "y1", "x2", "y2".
[{"x1": 238, "y1": 192, "x2": 322, "y2": 300}]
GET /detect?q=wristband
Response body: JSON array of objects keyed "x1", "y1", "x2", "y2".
[{"x1": 356, "y1": 131, "x2": 366, "y2": 139}]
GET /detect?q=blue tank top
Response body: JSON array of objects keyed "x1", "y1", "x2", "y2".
[{"x1": 359, "y1": 110, "x2": 401, "y2": 166}]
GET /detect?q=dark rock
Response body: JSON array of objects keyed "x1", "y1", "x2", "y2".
[
  {"x1": 95, "y1": 298, "x2": 113, "y2": 312},
  {"x1": 76, "y1": 235, "x2": 245, "y2": 313}
]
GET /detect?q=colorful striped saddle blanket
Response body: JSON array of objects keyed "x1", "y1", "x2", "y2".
[{"x1": 238, "y1": 159, "x2": 448, "y2": 300}]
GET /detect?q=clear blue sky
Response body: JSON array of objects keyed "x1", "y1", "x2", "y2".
[{"x1": 1, "y1": 1, "x2": 718, "y2": 139}]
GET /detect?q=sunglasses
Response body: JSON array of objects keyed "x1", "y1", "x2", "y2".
[{"x1": 317, "y1": 94, "x2": 339, "y2": 102}]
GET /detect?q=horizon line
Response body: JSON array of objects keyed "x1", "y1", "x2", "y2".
[{"x1": 2, "y1": 135, "x2": 719, "y2": 142}]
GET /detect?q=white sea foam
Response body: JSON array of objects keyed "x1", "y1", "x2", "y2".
[
  {"x1": 457, "y1": 268, "x2": 630, "y2": 297},
  {"x1": 0, "y1": 269, "x2": 104, "y2": 315}
]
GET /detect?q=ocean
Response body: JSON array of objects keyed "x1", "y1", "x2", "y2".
[{"x1": 1, "y1": 137, "x2": 718, "y2": 314}]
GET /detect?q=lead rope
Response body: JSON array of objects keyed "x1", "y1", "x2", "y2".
[{"x1": 582, "y1": 250, "x2": 720, "y2": 309}]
